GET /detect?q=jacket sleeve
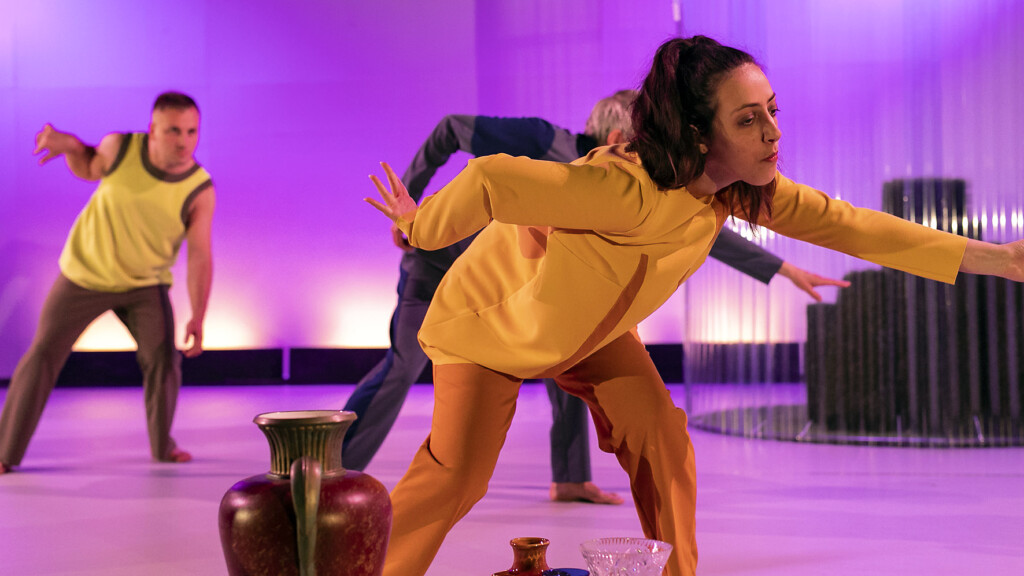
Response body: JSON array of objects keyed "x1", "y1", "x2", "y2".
[
  {"x1": 402, "y1": 115, "x2": 477, "y2": 203},
  {"x1": 465, "y1": 116, "x2": 562, "y2": 158},
  {"x1": 762, "y1": 173, "x2": 967, "y2": 284},
  {"x1": 402, "y1": 115, "x2": 566, "y2": 202},
  {"x1": 708, "y1": 227, "x2": 783, "y2": 284},
  {"x1": 397, "y1": 153, "x2": 648, "y2": 250}
]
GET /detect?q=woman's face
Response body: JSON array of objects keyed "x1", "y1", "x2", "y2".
[{"x1": 702, "y1": 63, "x2": 781, "y2": 187}]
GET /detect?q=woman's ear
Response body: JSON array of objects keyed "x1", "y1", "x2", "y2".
[{"x1": 690, "y1": 124, "x2": 708, "y2": 154}]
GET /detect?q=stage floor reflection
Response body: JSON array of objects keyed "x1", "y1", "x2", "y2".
[
  {"x1": 0, "y1": 383, "x2": 1021, "y2": 575},
  {"x1": 688, "y1": 383, "x2": 1024, "y2": 447}
]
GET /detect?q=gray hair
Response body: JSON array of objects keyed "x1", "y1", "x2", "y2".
[{"x1": 583, "y1": 89, "x2": 638, "y2": 144}]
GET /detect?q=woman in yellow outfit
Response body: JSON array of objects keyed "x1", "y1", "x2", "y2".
[{"x1": 366, "y1": 37, "x2": 1024, "y2": 576}]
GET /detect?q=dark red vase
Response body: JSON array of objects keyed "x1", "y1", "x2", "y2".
[{"x1": 219, "y1": 410, "x2": 392, "y2": 576}]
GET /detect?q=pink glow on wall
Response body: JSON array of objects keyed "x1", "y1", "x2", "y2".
[{"x1": 1, "y1": 0, "x2": 1022, "y2": 375}]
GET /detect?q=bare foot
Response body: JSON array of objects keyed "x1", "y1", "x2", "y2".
[
  {"x1": 161, "y1": 448, "x2": 192, "y2": 463},
  {"x1": 550, "y1": 481, "x2": 624, "y2": 505}
]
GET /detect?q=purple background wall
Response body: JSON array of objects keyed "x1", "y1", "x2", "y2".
[{"x1": 1, "y1": 0, "x2": 1022, "y2": 377}]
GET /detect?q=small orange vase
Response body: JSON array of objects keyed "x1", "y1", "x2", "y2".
[{"x1": 492, "y1": 537, "x2": 552, "y2": 576}]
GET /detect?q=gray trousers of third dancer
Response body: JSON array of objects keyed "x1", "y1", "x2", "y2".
[
  {"x1": 0, "y1": 275, "x2": 181, "y2": 466},
  {"x1": 342, "y1": 264, "x2": 593, "y2": 482}
]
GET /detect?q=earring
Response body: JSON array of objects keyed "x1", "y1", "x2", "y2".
[{"x1": 699, "y1": 144, "x2": 708, "y2": 154}]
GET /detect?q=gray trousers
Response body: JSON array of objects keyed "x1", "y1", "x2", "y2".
[
  {"x1": 0, "y1": 275, "x2": 181, "y2": 466},
  {"x1": 341, "y1": 262, "x2": 593, "y2": 482}
]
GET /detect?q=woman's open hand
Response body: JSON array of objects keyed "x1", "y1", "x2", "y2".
[
  {"x1": 961, "y1": 238, "x2": 1024, "y2": 282},
  {"x1": 1005, "y1": 239, "x2": 1024, "y2": 282},
  {"x1": 365, "y1": 162, "x2": 417, "y2": 220}
]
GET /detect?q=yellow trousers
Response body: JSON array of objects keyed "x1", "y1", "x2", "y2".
[{"x1": 383, "y1": 331, "x2": 698, "y2": 576}]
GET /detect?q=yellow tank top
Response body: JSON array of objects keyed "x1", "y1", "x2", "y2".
[{"x1": 59, "y1": 133, "x2": 212, "y2": 292}]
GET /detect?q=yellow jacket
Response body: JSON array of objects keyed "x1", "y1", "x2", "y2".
[{"x1": 395, "y1": 144, "x2": 966, "y2": 379}]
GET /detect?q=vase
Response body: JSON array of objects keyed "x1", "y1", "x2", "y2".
[
  {"x1": 219, "y1": 410, "x2": 392, "y2": 576},
  {"x1": 491, "y1": 537, "x2": 589, "y2": 576},
  {"x1": 492, "y1": 537, "x2": 551, "y2": 576}
]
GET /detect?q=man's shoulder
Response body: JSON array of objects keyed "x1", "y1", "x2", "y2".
[{"x1": 98, "y1": 132, "x2": 137, "y2": 176}]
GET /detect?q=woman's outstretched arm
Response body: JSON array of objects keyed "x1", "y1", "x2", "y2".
[{"x1": 366, "y1": 153, "x2": 649, "y2": 251}]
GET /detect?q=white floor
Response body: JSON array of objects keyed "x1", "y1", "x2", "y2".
[{"x1": 1, "y1": 383, "x2": 1022, "y2": 575}]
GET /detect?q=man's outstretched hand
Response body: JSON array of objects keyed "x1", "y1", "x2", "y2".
[
  {"x1": 777, "y1": 261, "x2": 851, "y2": 302},
  {"x1": 33, "y1": 124, "x2": 80, "y2": 165}
]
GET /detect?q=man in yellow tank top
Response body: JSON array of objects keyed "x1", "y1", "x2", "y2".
[{"x1": 0, "y1": 92, "x2": 216, "y2": 474}]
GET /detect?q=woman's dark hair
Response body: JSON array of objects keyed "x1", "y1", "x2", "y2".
[{"x1": 627, "y1": 36, "x2": 774, "y2": 226}]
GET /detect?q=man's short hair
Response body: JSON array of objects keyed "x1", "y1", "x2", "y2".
[
  {"x1": 584, "y1": 89, "x2": 638, "y2": 144},
  {"x1": 153, "y1": 91, "x2": 199, "y2": 113}
]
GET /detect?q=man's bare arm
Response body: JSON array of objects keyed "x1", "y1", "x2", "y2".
[
  {"x1": 183, "y1": 186, "x2": 216, "y2": 358},
  {"x1": 33, "y1": 124, "x2": 122, "y2": 181}
]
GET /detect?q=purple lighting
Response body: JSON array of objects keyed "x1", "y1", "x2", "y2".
[{"x1": 2, "y1": 0, "x2": 1022, "y2": 377}]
